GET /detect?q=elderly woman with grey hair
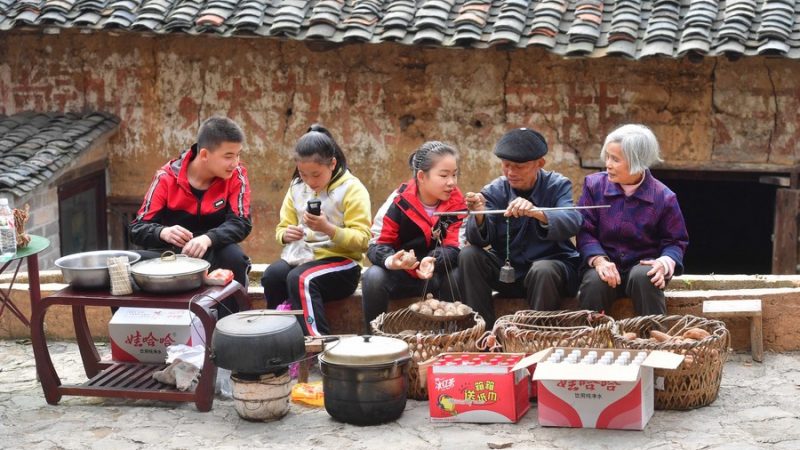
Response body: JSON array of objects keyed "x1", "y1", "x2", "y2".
[{"x1": 577, "y1": 124, "x2": 689, "y2": 315}]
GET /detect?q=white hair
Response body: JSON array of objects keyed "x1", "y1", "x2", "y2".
[{"x1": 600, "y1": 124, "x2": 662, "y2": 174}]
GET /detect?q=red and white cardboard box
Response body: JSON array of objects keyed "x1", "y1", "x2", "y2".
[
  {"x1": 109, "y1": 308, "x2": 205, "y2": 363},
  {"x1": 529, "y1": 348, "x2": 684, "y2": 430},
  {"x1": 426, "y1": 352, "x2": 535, "y2": 423}
]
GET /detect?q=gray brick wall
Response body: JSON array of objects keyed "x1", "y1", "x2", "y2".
[{"x1": 14, "y1": 186, "x2": 61, "y2": 270}]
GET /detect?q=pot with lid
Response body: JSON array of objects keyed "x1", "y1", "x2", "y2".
[
  {"x1": 319, "y1": 335, "x2": 411, "y2": 425},
  {"x1": 211, "y1": 311, "x2": 306, "y2": 376},
  {"x1": 130, "y1": 251, "x2": 209, "y2": 293}
]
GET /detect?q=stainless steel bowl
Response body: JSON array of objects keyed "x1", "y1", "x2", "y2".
[{"x1": 55, "y1": 250, "x2": 141, "y2": 289}]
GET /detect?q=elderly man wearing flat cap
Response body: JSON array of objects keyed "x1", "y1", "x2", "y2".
[{"x1": 459, "y1": 128, "x2": 582, "y2": 327}]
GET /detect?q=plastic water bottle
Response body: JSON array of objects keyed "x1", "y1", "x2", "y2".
[{"x1": 0, "y1": 198, "x2": 16, "y2": 258}]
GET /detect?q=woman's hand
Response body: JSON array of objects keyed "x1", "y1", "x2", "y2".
[
  {"x1": 416, "y1": 256, "x2": 436, "y2": 279},
  {"x1": 282, "y1": 225, "x2": 305, "y2": 243},
  {"x1": 595, "y1": 258, "x2": 622, "y2": 288},
  {"x1": 303, "y1": 211, "x2": 336, "y2": 237},
  {"x1": 387, "y1": 249, "x2": 420, "y2": 271},
  {"x1": 641, "y1": 259, "x2": 668, "y2": 290}
]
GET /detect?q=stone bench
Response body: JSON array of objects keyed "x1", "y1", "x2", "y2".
[
  {"x1": 4, "y1": 269, "x2": 800, "y2": 352},
  {"x1": 703, "y1": 299, "x2": 763, "y2": 362}
]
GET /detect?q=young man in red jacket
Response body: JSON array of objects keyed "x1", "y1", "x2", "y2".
[{"x1": 129, "y1": 117, "x2": 252, "y2": 317}]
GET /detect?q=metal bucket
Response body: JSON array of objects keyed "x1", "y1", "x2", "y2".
[{"x1": 231, "y1": 372, "x2": 292, "y2": 421}]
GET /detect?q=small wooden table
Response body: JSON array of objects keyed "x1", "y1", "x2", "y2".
[
  {"x1": 29, "y1": 281, "x2": 250, "y2": 412},
  {"x1": 0, "y1": 235, "x2": 49, "y2": 327}
]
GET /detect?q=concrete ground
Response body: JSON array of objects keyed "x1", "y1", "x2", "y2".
[{"x1": 0, "y1": 340, "x2": 798, "y2": 450}]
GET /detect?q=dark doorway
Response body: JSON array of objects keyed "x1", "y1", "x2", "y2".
[
  {"x1": 652, "y1": 171, "x2": 777, "y2": 275},
  {"x1": 58, "y1": 170, "x2": 108, "y2": 255}
]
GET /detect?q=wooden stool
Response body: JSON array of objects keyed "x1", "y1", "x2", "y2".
[{"x1": 703, "y1": 299, "x2": 763, "y2": 362}]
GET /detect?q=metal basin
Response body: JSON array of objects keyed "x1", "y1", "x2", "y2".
[{"x1": 55, "y1": 250, "x2": 141, "y2": 289}]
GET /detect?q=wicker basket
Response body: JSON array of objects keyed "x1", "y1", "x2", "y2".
[
  {"x1": 492, "y1": 310, "x2": 615, "y2": 353},
  {"x1": 371, "y1": 309, "x2": 486, "y2": 400},
  {"x1": 612, "y1": 315, "x2": 730, "y2": 410}
]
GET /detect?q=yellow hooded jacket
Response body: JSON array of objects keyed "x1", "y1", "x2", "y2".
[{"x1": 276, "y1": 169, "x2": 371, "y2": 263}]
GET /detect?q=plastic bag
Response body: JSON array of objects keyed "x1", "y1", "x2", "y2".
[
  {"x1": 281, "y1": 240, "x2": 314, "y2": 266},
  {"x1": 205, "y1": 268, "x2": 234, "y2": 286},
  {"x1": 291, "y1": 381, "x2": 324, "y2": 407},
  {"x1": 216, "y1": 367, "x2": 232, "y2": 398},
  {"x1": 166, "y1": 344, "x2": 205, "y2": 369}
]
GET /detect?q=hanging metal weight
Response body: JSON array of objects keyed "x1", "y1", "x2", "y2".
[
  {"x1": 499, "y1": 261, "x2": 516, "y2": 283},
  {"x1": 499, "y1": 216, "x2": 516, "y2": 283}
]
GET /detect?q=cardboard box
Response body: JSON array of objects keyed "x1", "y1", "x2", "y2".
[
  {"x1": 530, "y1": 348, "x2": 684, "y2": 430},
  {"x1": 109, "y1": 308, "x2": 205, "y2": 363},
  {"x1": 426, "y1": 353, "x2": 535, "y2": 423}
]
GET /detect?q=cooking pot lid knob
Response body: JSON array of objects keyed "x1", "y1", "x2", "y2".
[{"x1": 362, "y1": 335, "x2": 371, "y2": 343}]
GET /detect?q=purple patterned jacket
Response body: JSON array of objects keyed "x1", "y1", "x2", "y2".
[{"x1": 577, "y1": 170, "x2": 689, "y2": 275}]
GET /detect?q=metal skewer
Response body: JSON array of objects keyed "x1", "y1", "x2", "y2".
[{"x1": 433, "y1": 205, "x2": 610, "y2": 216}]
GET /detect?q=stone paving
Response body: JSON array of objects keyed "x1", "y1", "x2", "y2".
[{"x1": 1, "y1": 340, "x2": 799, "y2": 450}]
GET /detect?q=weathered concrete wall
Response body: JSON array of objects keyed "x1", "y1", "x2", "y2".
[{"x1": 1, "y1": 31, "x2": 799, "y2": 262}]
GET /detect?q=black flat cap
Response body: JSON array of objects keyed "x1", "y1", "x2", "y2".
[{"x1": 493, "y1": 128, "x2": 548, "y2": 162}]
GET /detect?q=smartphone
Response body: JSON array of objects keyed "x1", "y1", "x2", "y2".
[{"x1": 307, "y1": 199, "x2": 322, "y2": 216}]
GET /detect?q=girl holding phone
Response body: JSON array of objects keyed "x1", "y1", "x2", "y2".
[{"x1": 261, "y1": 124, "x2": 372, "y2": 336}]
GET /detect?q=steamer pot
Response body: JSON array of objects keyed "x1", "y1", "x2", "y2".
[
  {"x1": 211, "y1": 312, "x2": 306, "y2": 375},
  {"x1": 130, "y1": 252, "x2": 209, "y2": 293},
  {"x1": 319, "y1": 335, "x2": 411, "y2": 425}
]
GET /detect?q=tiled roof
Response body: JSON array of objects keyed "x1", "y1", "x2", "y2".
[
  {"x1": 1, "y1": 0, "x2": 799, "y2": 60},
  {"x1": 0, "y1": 112, "x2": 120, "y2": 197}
]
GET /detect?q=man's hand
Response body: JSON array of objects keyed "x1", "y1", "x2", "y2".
[
  {"x1": 595, "y1": 258, "x2": 622, "y2": 288},
  {"x1": 182, "y1": 235, "x2": 212, "y2": 258},
  {"x1": 416, "y1": 256, "x2": 436, "y2": 279},
  {"x1": 465, "y1": 192, "x2": 486, "y2": 226},
  {"x1": 641, "y1": 259, "x2": 668, "y2": 290},
  {"x1": 387, "y1": 249, "x2": 420, "y2": 271},
  {"x1": 160, "y1": 225, "x2": 193, "y2": 247},
  {"x1": 282, "y1": 225, "x2": 305, "y2": 243},
  {"x1": 505, "y1": 197, "x2": 547, "y2": 223}
]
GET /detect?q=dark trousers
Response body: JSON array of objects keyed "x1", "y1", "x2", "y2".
[
  {"x1": 458, "y1": 245, "x2": 574, "y2": 328},
  {"x1": 261, "y1": 257, "x2": 361, "y2": 336},
  {"x1": 134, "y1": 243, "x2": 251, "y2": 318},
  {"x1": 578, "y1": 264, "x2": 666, "y2": 316},
  {"x1": 361, "y1": 265, "x2": 459, "y2": 333}
]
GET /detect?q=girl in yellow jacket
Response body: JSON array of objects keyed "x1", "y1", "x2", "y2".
[{"x1": 261, "y1": 124, "x2": 371, "y2": 336}]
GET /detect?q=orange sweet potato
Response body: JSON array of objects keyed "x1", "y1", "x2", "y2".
[
  {"x1": 650, "y1": 330, "x2": 672, "y2": 343},
  {"x1": 683, "y1": 328, "x2": 711, "y2": 340}
]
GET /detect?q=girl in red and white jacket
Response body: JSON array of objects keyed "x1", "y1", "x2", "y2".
[{"x1": 362, "y1": 141, "x2": 466, "y2": 331}]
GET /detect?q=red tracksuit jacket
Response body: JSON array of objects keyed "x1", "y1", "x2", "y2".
[
  {"x1": 368, "y1": 179, "x2": 465, "y2": 278},
  {"x1": 129, "y1": 144, "x2": 252, "y2": 249}
]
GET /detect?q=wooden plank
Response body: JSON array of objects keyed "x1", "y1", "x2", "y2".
[
  {"x1": 772, "y1": 189, "x2": 800, "y2": 274},
  {"x1": 235, "y1": 310, "x2": 305, "y2": 317},
  {"x1": 751, "y1": 315, "x2": 764, "y2": 363},
  {"x1": 702, "y1": 299, "x2": 762, "y2": 317}
]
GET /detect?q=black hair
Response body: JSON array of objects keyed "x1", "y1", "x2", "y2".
[
  {"x1": 408, "y1": 141, "x2": 458, "y2": 177},
  {"x1": 291, "y1": 124, "x2": 348, "y2": 187},
  {"x1": 197, "y1": 116, "x2": 244, "y2": 151}
]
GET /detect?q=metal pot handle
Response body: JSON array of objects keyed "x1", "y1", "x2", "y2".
[{"x1": 161, "y1": 251, "x2": 177, "y2": 262}]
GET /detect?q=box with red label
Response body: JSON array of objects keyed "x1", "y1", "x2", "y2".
[
  {"x1": 529, "y1": 348, "x2": 683, "y2": 430},
  {"x1": 109, "y1": 307, "x2": 205, "y2": 363},
  {"x1": 426, "y1": 352, "x2": 535, "y2": 423}
]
